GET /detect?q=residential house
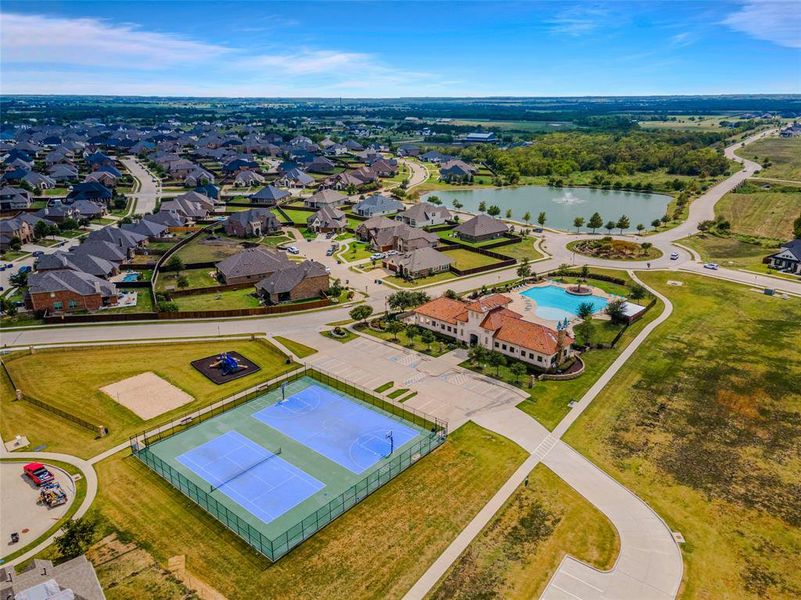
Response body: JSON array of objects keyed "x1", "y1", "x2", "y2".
[
  {"x1": 37, "y1": 250, "x2": 118, "y2": 279},
  {"x1": 86, "y1": 226, "x2": 148, "y2": 251},
  {"x1": 397, "y1": 144, "x2": 421, "y2": 157},
  {"x1": 84, "y1": 170, "x2": 119, "y2": 188},
  {"x1": 0, "y1": 556, "x2": 105, "y2": 600},
  {"x1": 439, "y1": 159, "x2": 477, "y2": 183},
  {"x1": 233, "y1": 170, "x2": 265, "y2": 187},
  {"x1": 420, "y1": 150, "x2": 453, "y2": 164},
  {"x1": 224, "y1": 208, "x2": 281, "y2": 238},
  {"x1": 72, "y1": 240, "x2": 130, "y2": 263},
  {"x1": 307, "y1": 205, "x2": 347, "y2": 232},
  {"x1": 66, "y1": 181, "x2": 113, "y2": 204},
  {"x1": 48, "y1": 164, "x2": 79, "y2": 183},
  {"x1": 0, "y1": 216, "x2": 33, "y2": 249},
  {"x1": 352, "y1": 194, "x2": 403, "y2": 217},
  {"x1": 21, "y1": 171, "x2": 56, "y2": 191},
  {"x1": 358, "y1": 217, "x2": 438, "y2": 252},
  {"x1": 410, "y1": 293, "x2": 573, "y2": 369},
  {"x1": 256, "y1": 259, "x2": 330, "y2": 304},
  {"x1": 305, "y1": 157, "x2": 336, "y2": 174},
  {"x1": 184, "y1": 167, "x2": 216, "y2": 187},
  {"x1": 454, "y1": 214, "x2": 508, "y2": 242},
  {"x1": 250, "y1": 185, "x2": 290, "y2": 206},
  {"x1": 160, "y1": 191, "x2": 213, "y2": 221},
  {"x1": 396, "y1": 202, "x2": 452, "y2": 227},
  {"x1": 121, "y1": 218, "x2": 169, "y2": 239},
  {"x1": 215, "y1": 246, "x2": 293, "y2": 285},
  {"x1": 26, "y1": 269, "x2": 119, "y2": 313},
  {"x1": 383, "y1": 247, "x2": 453, "y2": 279},
  {"x1": 71, "y1": 200, "x2": 107, "y2": 220},
  {"x1": 0, "y1": 186, "x2": 32, "y2": 211},
  {"x1": 278, "y1": 168, "x2": 314, "y2": 188},
  {"x1": 304, "y1": 188, "x2": 347, "y2": 209},
  {"x1": 768, "y1": 239, "x2": 801, "y2": 274},
  {"x1": 35, "y1": 202, "x2": 81, "y2": 224},
  {"x1": 143, "y1": 210, "x2": 187, "y2": 228}
]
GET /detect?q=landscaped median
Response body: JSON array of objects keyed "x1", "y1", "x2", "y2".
[{"x1": 566, "y1": 237, "x2": 662, "y2": 261}]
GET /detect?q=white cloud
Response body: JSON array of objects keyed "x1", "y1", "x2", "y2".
[
  {"x1": 547, "y1": 5, "x2": 611, "y2": 36},
  {"x1": 722, "y1": 1, "x2": 801, "y2": 49},
  {"x1": 0, "y1": 12, "x2": 229, "y2": 68}
]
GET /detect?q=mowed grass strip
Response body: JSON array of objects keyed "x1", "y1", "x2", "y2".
[
  {"x1": 92, "y1": 422, "x2": 527, "y2": 599},
  {"x1": 374, "y1": 381, "x2": 394, "y2": 393},
  {"x1": 431, "y1": 464, "x2": 618, "y2": 599},
  {"x1": 272, "y1": 336, "x2": 318, "y2": 358},
  {"x1": 564, "y1": 272, "x2": 801, "y2": 599},
  {"x1": 1, "y1": 339, "x2": 295, "y2": 459},
  {"x1": 444, "y1": 247, "x2": 503, "y2": 271},
  {"x1": 716, "y1": 189, "x2": 801, "y2": 240}
]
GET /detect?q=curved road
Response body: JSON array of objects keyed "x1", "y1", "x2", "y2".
[{"x1": 120, "y1": 156, "x2": 161, "y2": 215}]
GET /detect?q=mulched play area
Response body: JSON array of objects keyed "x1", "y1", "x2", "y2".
[{"x1": 190, "y1": 351, "x2": 261, "y2": 385}]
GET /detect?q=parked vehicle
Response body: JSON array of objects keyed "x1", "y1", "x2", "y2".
[
  {"x1": 39, "y1": 482, "x2": 67, "y2": 507},
  {"x1": 286, "y1": 246, "x2": 299, "y2": 255},
  {"x1": 32, "y1": 250, "x2": 44, "y2": 258},
  {"x1": 18, "y1": 266, "x2": 32, "y2": 274},
  {"x1": 24, "y1": 463, "x2": 54, "y2": 486},
  {"x1": 370, "y1": 253, "x2": 385, "y2": 260},
  {"x1": 670, "y1": 252, "x2": 679, "y2": 260},
  {"x1": 704, "y1": 263, "x2": 719, "y2": 270},
  {"x1": 326, "y1": 247, "x2": 335, "y2": 256}
]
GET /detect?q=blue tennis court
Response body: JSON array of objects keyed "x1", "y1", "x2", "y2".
[
  {"x1": 252, "y1": 383, "x2": 421, "y2": 474},
  {"x1": 177, "y1": 431, "x2": 324, "y2": 524}
]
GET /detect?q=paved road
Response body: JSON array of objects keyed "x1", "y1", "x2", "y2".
[
  {"x1": 120, "y1": 156, "x2": 160, "y2": 214},
  {"x1": 402, "y1": 158, "x2": 428, "y2": 189}
]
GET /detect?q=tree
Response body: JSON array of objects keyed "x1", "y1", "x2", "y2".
[
  {"x1": 55, "y1": 517, "x2": 96, "y2": 560},
  {"x1": 452, "y1": 199, "x2": 463, "y2": 210},
  {"x1": 385, "y1": 319, "x2": 404, "y2": 341},
  {"x1": 573, "y1": 216, "x2": 585, "y2": 233},
  {"x1": 420, "y1": 328, "x2": 435, "y2": 351},
  {"x1": 349, "y1": 304, "x2": 373, "y2": 324},
  {"x1": 176, "y1": 274, "x2": 189, "y2": 288},
  {"x1": 588, "y1": 212, "x2": 603, "y2": 233},
  {"x1": 167, "y1": 255, "x2": 184, "y2": 272},
  {"x1": 629, "y1": 283, "x2": 648, "y2": 302},
  {"x1": 34, "y1": 219, "x2": 50, "y2": 240},
  {"x1": 444, "y1": 289, "x2": 458, "y2": 299},
  {"x1": 516, "y1": 258, "x2": 531, "y2": 278},
  {"x1": 604, "y1": 220, "x2": 616, "y2": 234},
  {"x1": 468, "y1": 344, "x2": 488, "y2": 366},
  {"x1": 505, "y1": 208, "x2": 513, "y2": 219},
  {"x1": 537, "y1": 211, "x2": 547, "y2": 227},
  {"x1": 158, "y1": 300, "x2": 179, "y2": 312},
  {"x1": 641, "y1": 242, "x2": 653, "y2": 254},
  {"x1": 605, "y1": 298, "x2": 628, "y2": 324},
  {"x1": 478, "y1": 200, "x2": 487, "y2": 213},
  {"x1": 487, "y1": 205, "x2": 501, "y2": 217},
  {"x1": 574, "y1": 319, "x2": 593, "y2": 347},
  {"x1": 10, "y1": 270, "x2": 27, "y2": 287},
  {"x1": 487, "y1": 350, "x2": 507, "y2": 376},
  {"x1": 616, "y1": 214, "x2": 630, "y2": 234},
  {"x1": 428, "y1": 195, "x2": 442, "y2": 205},
  {"x1": 510, "y1": 362, "x2": 527, "y2": 384},
  {"x1": 523, "y1": 211, "x2": 531, "y2": 225},
  {"x1": 651, "y1": 219, "x2": 662, "y2": 229},
  {"x1": 577, "y1": 301, "x2": 595, "y2": 319},
  {"x1": 387, "y1": 290, "x2": 429, "y2": 313},
  {"x1": 636, "y1": 223, "x2": 645, "y2": 234}
]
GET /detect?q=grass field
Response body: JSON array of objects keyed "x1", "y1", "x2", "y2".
[
  {"x1": 338, "y1": 240, "x2": 373, "y2": 263},
  {"x1": 273, "y1": 336, "x2": 318, "y2": 358},
  {"x1": 172, "y1": 287, "x2": 263, "y2": 311},
  {"x1": 639, "y1": 115, "x2": 737, "y2": 131},
  {"x1": 492, "y1": 238, "x2": 545, "y2": 262},
  {"x1": 447, "y1": 119, "x2": 577, "y2": 133},
  {"x1": 444, "y1": 247, "x2": 503, "y2": 271},
  {"x1": 716, "y1": 189, "x2": 801, "y2": 240},
  {"x1": 431, "y1": 464, "x2": 618, "y2": 599},
  {"x1": 735, "y1": 136, "x2": 801, "y2": 182},
  {"x1": 384, "y1": 270, "x2": 457, "y2": 288},
  {"x1": 173, "y1": 236, "x2": 244, "y2": 263},
  {"x1": 87, "y1": 422, "x2": 526, "y2": 599},
  {"x1": 156, "y1": 267, "x2": 217, "y2": 291},
  {"x1": 564, "y1": 272, "x2": 801, "y2": 599},
  {"x1": 1, "y1": 339, "x2": 295, "y2": 459},
  {"x1": 680, "y1": 233, "x2": 778, "y2": 271}
]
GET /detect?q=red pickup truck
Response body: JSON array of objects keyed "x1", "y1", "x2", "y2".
[{"x1": 23, "y1": 463, "x2": 54, "y2": 486}]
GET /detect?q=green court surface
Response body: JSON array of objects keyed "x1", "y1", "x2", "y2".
[{"x1": 135, "y1": 372, "x2": 445, "y2": 560}]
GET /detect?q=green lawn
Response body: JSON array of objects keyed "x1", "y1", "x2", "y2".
[
  {"x1": 354, "y1": 323, "x2": 452, "y2": 357},
  {"x1": 445, "y1": 247, "x2": 504, "y2": 271},
  {"x1": 564, "y1": 272, "x2": 801, "y2": 599},
  {"x1": 680, "y1": 233, "x2": 778, "y2": 271},
  {"x1": 387, "y1": 388, "x2": 409, "y2": 399},
  {"x1": 156, "y1": 267, "x2": 218, "y2": 292},
  {"x1": 88, "y1": 422, "x2": 526, "y2": 599},
  {"x1": 101, "y1": 289, "x2": 155, "y2": 313},
  {"x1": 0, "y1": 250, "x2": 29, "y2": 261},
  {"x1": 716, "y1": 188, "x2": 801, "y2": 240},
  {"x1": 374, "y1": 381, "x2": 394, "y2": 393},
  {"x1": 431, "y1": 464, "x2": 618, "y2": 599},
  {"x1": 384, "y1": 271, "x2": 457, "y2": 288},
  {"x1": 735, "y1": 136, "x2": 801, "y2": 182},
  {"x1": 567, "y1": 239, "x2": 663, "y2": 261},
  {"x1": 1, "y1": 339, "x2": 294, "y2": 459},
  {"x1": 273, "y1": 336, "x2": 318, "y2": 358},
  {"x1": 173, "y1": 236, "x2": 244, "y2": 263},
  {"x1": 493, "y1": 238, "x2": 545, "y2": 262},
  {"x1": 278, "y1": 208, "x2": 315, "y2": 224},
  {"x1": 259, "y1": 234, "x2": 294, "y2": 247},
  {"x1": 338, "y1": 240, "x2": 373, "y2": 263},
  {"x1": 172, "y1": 287, "x2": 262, "y2": 311},
  {"x1": 320, "y1": 329, "x2": 358, "y2": 343}
]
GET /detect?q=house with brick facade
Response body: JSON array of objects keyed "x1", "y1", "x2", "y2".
[
  {"x1": 256, "y1": 259, "x2": 329, "y2": 304},
  {"x1": 215, "y1": 247, "x2": 293, "y2": 285},
  {"x1": 223, "y1": 208, "x2": 281, "y2": 238},
  {"x1": 409, "y1": 293, "x2": 573, "y2": 370},
  {"x1": 26, "y1": 269, "x2": 119, "y2": 314},
  {"x1": 454, "y1": 214, "x2": 508, "y2": 243}
]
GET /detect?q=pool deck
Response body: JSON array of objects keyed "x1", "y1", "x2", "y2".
[{"x1": 508, "y1": 280, "x2": 616, "y2": 329}]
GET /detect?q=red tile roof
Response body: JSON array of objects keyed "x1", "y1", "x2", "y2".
[
  {"x1": 493, "y1": 316, "x2": 573, "y2": 355},
  {"x1": 413, "y1": 296, "x2": 468, "y2": 324}
]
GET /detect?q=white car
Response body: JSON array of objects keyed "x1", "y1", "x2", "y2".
[
  {"x1": 670, "y1": 252, "x2": 679, "y2": 260},
  {"x1": 703, "y1": 262, "x2": 719, "y2": 270},
  {"x1": 370, "y1": 253, "x2": 385, "y2": 260},
  {"x1": 285, "y1": 246, "x2": 300, "y2": 255}
]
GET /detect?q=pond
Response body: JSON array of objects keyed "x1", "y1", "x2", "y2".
[{"x1": 423, "y1": 185, "x2": 672, "y2": 232}]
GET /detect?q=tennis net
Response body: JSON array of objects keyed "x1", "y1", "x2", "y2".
[{"x1": 209, "y1": 447, "x2": 282, "y2": 492}]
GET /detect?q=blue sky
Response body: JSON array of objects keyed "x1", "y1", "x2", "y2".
[{"x1": 1, "y1": 1, "x2": 799, "y2": 97}]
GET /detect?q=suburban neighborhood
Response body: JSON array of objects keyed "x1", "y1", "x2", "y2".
[{"x1": 1, "y1": 3, "x2": 800, "y2": 600}]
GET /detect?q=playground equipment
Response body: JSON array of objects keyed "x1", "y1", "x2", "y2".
[
  {"x1": 209, "y1": 352, "x2": 248, "y2": 376},
  {"x1": 39, "y1": 482, "x2": 68, "y2": 507}
]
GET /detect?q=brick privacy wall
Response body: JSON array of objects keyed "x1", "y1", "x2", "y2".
[{"x1": 28, "y1": 289, "x2": 118, "y2": 313}]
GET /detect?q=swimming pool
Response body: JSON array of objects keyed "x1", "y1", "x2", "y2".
[
  {"x1": 121, "y1": 272, "x2": 140, "y2": 282},
  {"x1": 520, "y1": 284, "x2": 609, "y2": 321}
]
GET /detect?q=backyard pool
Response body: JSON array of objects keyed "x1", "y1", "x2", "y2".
[
  {"x1": 521, "y1": 284, "x2": 609, "y2": 321},
  {"x1": 121, "y1": 272, "x2": 140, "y2": 282}
]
